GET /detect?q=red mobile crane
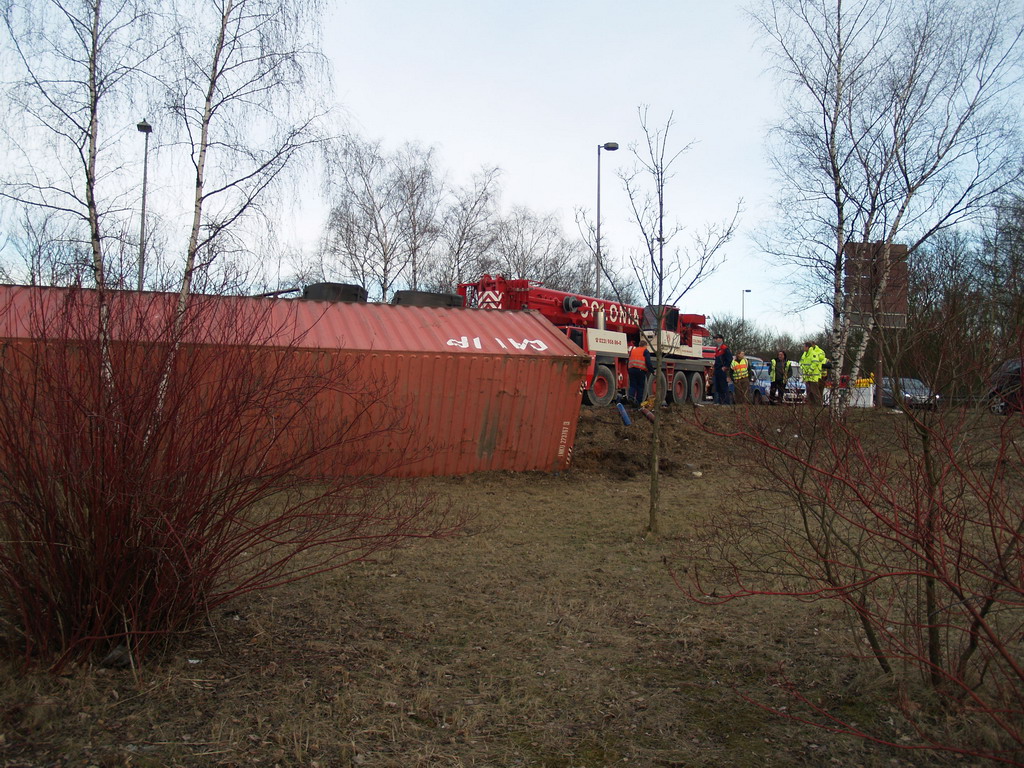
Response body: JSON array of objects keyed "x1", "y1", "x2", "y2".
[{"x1": 457, "y1": 275, "x2": 714, "y2": 406}]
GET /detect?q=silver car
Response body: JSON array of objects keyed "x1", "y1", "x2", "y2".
[
  {"x1": 785, "y1": 361, "x2": 806, "y2": 403},
  {"x1": 880, "y1": 377, "x2": 940, "y2": 410}
]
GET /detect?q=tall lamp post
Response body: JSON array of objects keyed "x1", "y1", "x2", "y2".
[
  {"x1": 741, "y1": 288, "x2": 752, "y2": 331},
  {"x1": 595, "y1": 141, "x2": 619, "y2": 297},
  {"x1": 137, "y1": 119, "x2": 153, "y2": 293}
]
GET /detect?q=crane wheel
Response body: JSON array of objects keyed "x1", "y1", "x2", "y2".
[
  {"x1": 647, "y1": 371, "x2": 668, "y2": 406},
  {"x1": 688, "y1": 371, "x2": 706, "y2": 403},
  {"x1": 671, "y1": 371, "x2": 688, "y2": 403},
  {"x1": 583, "y1": 364, "x2": 616, "y2": 407}
]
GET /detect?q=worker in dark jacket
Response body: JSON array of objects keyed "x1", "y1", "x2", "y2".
[
  {"x1": 769, "y1": 350, "x2": 790, "y2": 404},
  {"x1": 627, "y1": 337, "x2": 655, "y2": 406},
  {"x1": 712, "y1": 334, "x2": 733, "y2": 405}
]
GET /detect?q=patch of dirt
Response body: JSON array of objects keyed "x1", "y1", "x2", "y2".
[{"x1": 0, "y1": 405, "x2": 963, "y2": 767}]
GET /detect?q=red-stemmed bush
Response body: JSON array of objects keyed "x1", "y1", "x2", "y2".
[
  {"x1": 683, "y1": 349, "x2": 1024, "y2": 763},
  {"x1": 0, "y1": 287, "x2": 463, "y2": 671}
]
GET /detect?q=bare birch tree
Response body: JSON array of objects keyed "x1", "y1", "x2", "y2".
[
  {"x1": 1, "y1": 0, "x2": 164, "y2": 392},
  {"x1": 481, "y1": 206, "x2": 590, "y2": 292},
  {"x1": 620, "y1": 107, "x2": 739, "y2": 535},
  {"x1": 167, "y1": 0, "x2": 329, "y2": 316},
  {"x1": 394, "y1": 144, "x2": 443, "y2": 291},
  {"x1": 420, "y1": 167, "x2": 500, "y2": 293},
  {"x1": 754, "y1": 0, "x2": 1024, "y2": 384},
  {"x1": 321, "y1": 138, "x2": 441, "y2": 301},
  {"x1": 1, "y1": 0, "x2": 157, "y2": 292}
]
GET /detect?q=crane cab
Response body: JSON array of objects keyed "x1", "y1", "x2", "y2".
[{"x1": 641, "y1": 305, "x2": 707, "y2": 359}]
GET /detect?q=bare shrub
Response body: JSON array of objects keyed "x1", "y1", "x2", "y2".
[
  {"x1": 0, "y1": 287, "x2": 463, "y2": 671},
  {"x1": 684, "y1": 386, "x2": 1024, "y2": 761}
]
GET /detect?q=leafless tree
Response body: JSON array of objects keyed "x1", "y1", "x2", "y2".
[
  {"x1": 0, "y1": 0, "x2": 157, "y2": 292},
  {"x1": 754, "y1": 0, "x2": 1024, "y2": 385},
  {"x1": 393, "y1": 144, "x2": 443, "y2": 291},
  {"x1": 574, "y1": 207, "x2": 642, "y2": 305},
  {"x1": 166, "y1": 0, "x2": 330, "y2": 316},
  {"x1": 480, "y1": 206, "x2": 590, "y2": 292},
  {"x1": 620, "y1": 107, "x2": 739, "y2": 535},
  {"x1": 318, "y1": 135, "x2": 608, "y2": 300},
  {"x1": 0, "y1": 0, "x2": 164, "y2": 390},
  {"x1": 979, "y1": 196, "x2": 1024, "y2": 349},
  {"x1": 321, "y1": 138, "x2": 441, "y2": 301},
  {"x1": 5, "y1": 210, "x2": 90, "y2": 286},
  {"x1": 420, "y1": 167, "x2": 500, "y2": 293},
  {"x1": 707, "y1": 314, "x2": 778, "y2": 360}
]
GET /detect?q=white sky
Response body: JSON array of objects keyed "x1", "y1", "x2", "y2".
[{"x1": 303, "y1": 0, "x2": 830, "y2": 338}]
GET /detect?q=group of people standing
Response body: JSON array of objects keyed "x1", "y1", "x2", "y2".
[
  {"x1": 711, "y1": 334, "x2": 829, "y2": 405},
  {"x1": 621, "y1": 334, "x2": 830, "y2": 407}
]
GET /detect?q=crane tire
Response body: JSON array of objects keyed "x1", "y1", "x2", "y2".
[
  {"x1": 583, "y1": 364, "x2": 616, "y2": 407},
  {"x1": 648, "y1": 371, "x2": 668, "y2": 406},
  {"x1": 688, "y1": 371, "x2": 706, "y2": 403},
  {"x1": 671, "y1": 371, "x2": 690, "y2": 403}
]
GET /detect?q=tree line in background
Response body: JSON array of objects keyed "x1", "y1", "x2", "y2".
[
  {"x1": 755, "y1": 0, "x2": 1024, "y2": 388},
  {"x1": 300, "y1": 137, "x2": 642, "y2": 303},
  {"x1": 716, "y1": 194, "x2": 1024, "y2": 385},
  {"x1": 3, "y1": 0, "x2": 1023, "y2": 353},
  {"x1": 0, "y1": 5, "x2": 716, "y2": 317},
  {"x1": 0, "y1": 0, "x2": 641, "y2": 307}
]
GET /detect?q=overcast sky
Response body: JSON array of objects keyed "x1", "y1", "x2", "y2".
[{"x1": 301, "y1": 0, "x2": 829, "y2": 338}]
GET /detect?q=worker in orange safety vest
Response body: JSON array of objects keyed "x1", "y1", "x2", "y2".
[{"x1": 627, "y1": 337, "x2": 655, "y2": 406}]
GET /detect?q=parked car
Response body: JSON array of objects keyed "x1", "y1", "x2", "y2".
[
  {"x1": 987, "y1": 358, "x2": 1023, "y2": 415},
  {"x1": 785, "y1": 360, "x2": 806, "y2": 404},
  {"x1": 746, "y1": 357, "x2": 772, "y2": 404},
  {"x1": 880, "y1": 377, "x2": 940, "y2": 410},
  {"x1": 720, "y1": 356, "x2": 772, "y2": 404}
]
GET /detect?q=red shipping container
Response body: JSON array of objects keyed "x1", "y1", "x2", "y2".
[{"x1": 0, "y1": 286, "x2": 589, "y2": 477}]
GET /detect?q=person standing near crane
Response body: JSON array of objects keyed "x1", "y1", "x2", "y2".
[
  {"x1": 627, "y1": 337, "x2": 654, "y2": 406},
  {"x1": 712, "y1": 334, "x2": 733, "y2": 405},
  {"x1": 769, "y1": 350, "x2": 790, "y2": 404},
  {"x1": 731, "y1": 350, "x2": 751, "y2": 404}
]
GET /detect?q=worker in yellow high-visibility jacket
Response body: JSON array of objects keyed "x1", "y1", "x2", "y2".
[
  {"x1": 731, "y1": 350, "x2": 751, "y2": 404},
  {"x1": 800, "y1": 341, "x2": 829, "y2": 405}
]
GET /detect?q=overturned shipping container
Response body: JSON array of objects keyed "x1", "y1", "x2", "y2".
[{"x1": 0, "y1": 285, "x2": 589, "y2": 477}]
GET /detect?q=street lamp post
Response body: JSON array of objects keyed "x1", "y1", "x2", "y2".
[
  {"x1": 741, "y1": 288, "x2": 752, "y2": 330},
  {"x1": 137, "y1": 119, "x2": 153, "y2": 293},
  {"x1": 595, "y1": 141, "x2": 619, "y2": 297}
]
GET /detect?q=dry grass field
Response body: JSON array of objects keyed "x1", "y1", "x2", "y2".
[{"x1": 0, "y1": 405, "x2": 996, "y2": 767}]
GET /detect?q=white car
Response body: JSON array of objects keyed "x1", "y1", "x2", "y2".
[{"x1": 785, "y1": 361, "x2": 807, "y2": 403}]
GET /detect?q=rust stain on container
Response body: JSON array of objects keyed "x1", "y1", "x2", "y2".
[{"x1": 0, "y1": 286, "x2": 589, "y2": 477}]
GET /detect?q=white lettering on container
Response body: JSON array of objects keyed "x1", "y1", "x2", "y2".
[
  {"x1": 446, "y1": 336, "x2": 482, "y2": 349},
  {"x1": 557, "y1": 421, "x2": 571, "y2": 457}
]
